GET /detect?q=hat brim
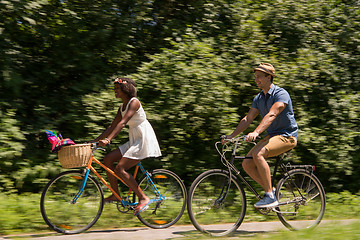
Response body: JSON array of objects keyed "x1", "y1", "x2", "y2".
[{"x1": 253, "y1": 67, "x2": 276, "y2": 77}]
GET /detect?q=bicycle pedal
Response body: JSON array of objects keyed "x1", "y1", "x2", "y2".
[
  {"x1": 259, "y1": 206, "x2": 273, "y2": 210},
  {"x1": 257, "y1": 208, "x2": 272, "y2": 215}
]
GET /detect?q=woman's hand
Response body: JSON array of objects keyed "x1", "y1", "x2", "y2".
[{"x1": 98, "y1": 138, "x2": 111, "y2": 147}]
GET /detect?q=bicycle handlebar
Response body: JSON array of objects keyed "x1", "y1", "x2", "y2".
[
  {"x1": 89, "y1": 142, "x2": 106, "y2": 152},
  {"x1": 220, "y1": 135, "x2": 259, "y2": 144},
  {"x1": 216, "y1": 135, "x2": 260, "y2": 156}
]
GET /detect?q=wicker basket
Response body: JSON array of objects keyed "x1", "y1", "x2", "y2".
[{"x1": 58, "y1": 144, "x2": 92, "y2": 169}]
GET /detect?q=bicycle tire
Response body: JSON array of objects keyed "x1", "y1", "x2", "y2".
[
  {"x1": 275, "y1": 169, "x2": 326, "y2": 230},
  {"x1": 40, "y1": 170, "x2": 104, "y2": 234},
  {"x1": 135, "y1": 169, "x2": 187, "y2": 229},
  {"x1": 187, "y1": 169, "x2": 246, "y2": 236}
]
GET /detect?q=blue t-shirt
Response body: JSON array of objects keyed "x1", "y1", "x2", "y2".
[{"x1": 252, "y1": 84, "x2": 298, "y2": 138}]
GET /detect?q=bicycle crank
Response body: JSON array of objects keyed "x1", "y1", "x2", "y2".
[{"x1": 116, "y1": 201, "x2": 131, "y2": 213}]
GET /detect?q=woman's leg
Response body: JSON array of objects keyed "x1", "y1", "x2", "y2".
[
  {"x1": 114, "y1": 157, "x2": 150, "y2": 213},
  {"x1": 103, "y1": 149, "x2": 123, "y2": 201}
]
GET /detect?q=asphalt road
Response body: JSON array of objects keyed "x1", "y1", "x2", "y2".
[
  {"x1": 1, "y1": 222, "x2": 284, "y2": 240},
  {"x1": 1, "y1": 220, "x2": 356, "y2": 240}
]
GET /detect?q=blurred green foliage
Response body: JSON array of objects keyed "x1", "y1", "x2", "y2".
[{"x1": 0, "y1": 0, "x2": 359, "y2": 193}]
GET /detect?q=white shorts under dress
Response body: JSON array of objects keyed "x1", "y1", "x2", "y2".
[{"x1": 118, "y1": 98, "x2": 161, "y2": 160}]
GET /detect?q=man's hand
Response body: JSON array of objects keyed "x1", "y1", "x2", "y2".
[
  {"x1": 246, "y1": 132, "x2": 259, "y2": 142},
  {"x1": 221, "y1": 135, "x2": 231, "y2": 144}
]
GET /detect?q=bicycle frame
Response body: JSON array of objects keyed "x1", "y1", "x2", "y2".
[
  {"x1": 186, "y1": 137, "x2": 325, "y2": 236},
  {"x1": 217, "y1": 138, "x2": 263, "y2": 201},
  {"x1": 217, "y1": 137, "x2": 315, "y2": 202},
  {"x1": 71, "y1": 152, "x2": 164, "y2": 208}
]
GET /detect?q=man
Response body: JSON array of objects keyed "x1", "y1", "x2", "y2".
[{"x1": 224, "y1": 63, "x2": 298, "y2": 208}]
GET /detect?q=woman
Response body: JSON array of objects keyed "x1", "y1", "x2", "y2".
[{"x1": 93, "y1": 77, "x2": 161, "y2": 215}]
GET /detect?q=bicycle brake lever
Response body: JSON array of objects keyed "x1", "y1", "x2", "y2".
[{"x1": 90, "y1": 142, "x2": 106, "y2": 151}]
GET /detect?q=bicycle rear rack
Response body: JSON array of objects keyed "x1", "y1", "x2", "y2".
[{"x1": 285, "y1": 163, "x2": 315, "y2": 171}]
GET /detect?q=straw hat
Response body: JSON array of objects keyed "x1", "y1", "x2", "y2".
[{"x1": 253, "y1": 63, "x2": 276, "y2": 77}]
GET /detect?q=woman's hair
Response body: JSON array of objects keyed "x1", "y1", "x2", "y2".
[{"x1": 114, "y1": 77, "x2": 137, "y2": 98}]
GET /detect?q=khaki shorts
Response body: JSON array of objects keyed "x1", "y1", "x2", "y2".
[{"x1": 247, "y1": 135, "x2": 297, "y2": 158}]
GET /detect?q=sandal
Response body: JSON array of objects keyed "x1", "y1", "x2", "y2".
[
  {"x1": 134, "y1": 199, "x2": 154, "y2": 216},
  {"x1": 104, "y1": 195, "x2": 120, "y2": 203}
]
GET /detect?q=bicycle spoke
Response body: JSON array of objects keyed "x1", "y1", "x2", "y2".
[
  {"x1": 40, "y1": 170, "x2": 104, "y2": 234},
  {"x1": 187, "y1": 170, "x2": 246, "y2": 237},
  {"x1": 135, "y1": 169, "x2": 187, "y2": 229},
  {"x1": 276, "y1": 169, "x2": 326, "y2": 230}
]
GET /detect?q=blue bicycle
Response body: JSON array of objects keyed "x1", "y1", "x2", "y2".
[{"x1": 40, "y1": 143, "x2": 187, "y2": 234}]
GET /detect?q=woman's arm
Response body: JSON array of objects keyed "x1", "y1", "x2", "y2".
[
  {"x1": 98, "y1": 99, "x2": 140, "y2": 146},
  {"x1": 106, "y1": 99, "x2": 140, "y2": 140},
  {"x1": 93, "y1": 107, "x2": 123, "y2": 142}
]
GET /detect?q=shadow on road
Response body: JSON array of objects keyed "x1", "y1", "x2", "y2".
[{"x1": 170, "y1": 229, "x2": 273, "y2": 239}]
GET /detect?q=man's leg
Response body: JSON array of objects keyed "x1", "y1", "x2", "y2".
[
  {"x1": 242, "y1": 135, "x2": 297, "y2": 208},
  {"x1": 244, "y1": 147, "x2": 272, "y2": 193},
  {"x1": 242, "y1": 137, "x2": 271, "y2": 191},
  {"x1": 242, "y1": 158, "x2": 266, "y2": 189},
  {"x1": 243, "y1": 146, "x2": 276, "y2": 208}
]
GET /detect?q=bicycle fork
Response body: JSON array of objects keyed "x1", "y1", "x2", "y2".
[
  {"x1": 214, "y1": 156, "x2": 240, "y2": 208},
  {"x1": 70, "y1": 168, "x2": 91, "y2": 204}
]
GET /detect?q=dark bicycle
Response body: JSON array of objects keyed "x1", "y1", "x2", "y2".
[{"x1": 187, "y1": 136, "x2": 326, "y2": 236}]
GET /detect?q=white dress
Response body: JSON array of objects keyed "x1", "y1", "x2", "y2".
[{"x1": 118, "y1": 97, "x2": 162, "y2": 160}]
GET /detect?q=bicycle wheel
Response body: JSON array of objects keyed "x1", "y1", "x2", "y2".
[
  {"x1": 135, "y1": 169, "x2": 187, "y2": 228},
  {"x1": 187, "y1": 169, "x2": 246, "y2": 236},
  {"x1": 40, "y1": 170, "x2": 104, "y2": 234},
  {"x1": 276, "y1": 169, "x2": 326, "y2": 230}
]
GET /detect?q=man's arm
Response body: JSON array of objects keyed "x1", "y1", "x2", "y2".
[
  {"x1": 228, "y1": 107, "x2": 259, "y2": 139},
  {"x1": 246, "y1": 101, "x2": 286, "y2": 141}
]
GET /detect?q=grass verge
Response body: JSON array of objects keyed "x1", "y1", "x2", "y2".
[{"x1": 0, "y1": 191, "x2": 359, "y2": 236}]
